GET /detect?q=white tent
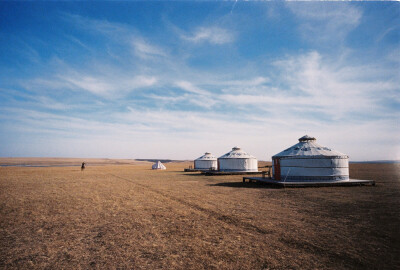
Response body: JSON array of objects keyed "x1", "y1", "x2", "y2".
[
  {"x1": 194, "y1": 152, "x2": 217, "y2": 170},
  {"x1": 272, "y1": 135, "x2": 349, "y2": 182},
  {"x1": 152, "y1": 161, "x2": 166, "y2": 170},
  {"x1": 218, "y1": 147, "x2": 258, "y2": 172}
]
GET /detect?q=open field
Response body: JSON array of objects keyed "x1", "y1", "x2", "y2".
[{"x1": 1, "y1": 160, "x2": 399, "y2": 269}]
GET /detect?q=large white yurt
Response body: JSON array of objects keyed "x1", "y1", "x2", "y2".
[
  {"x1": 152, "y1": 161, "x2": 166, "y2": 170},
  {"x1": 272, "y1": 135, "x2": 349, "y2": 182},
  {"x1": 194, "y1": 152, "x2": 217, "y2": 170},
  {"x1": 218, "y1": 147, "x2": 258, "y2": 172}
]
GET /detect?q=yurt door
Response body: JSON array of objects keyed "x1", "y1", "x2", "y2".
[{"x1": 274, "y1": 158, "x2": 281, "y2": 180}]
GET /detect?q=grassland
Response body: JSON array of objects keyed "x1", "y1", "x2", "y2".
[{"x1": 0, "y1": 159, "x2": 399, "y2": 269}]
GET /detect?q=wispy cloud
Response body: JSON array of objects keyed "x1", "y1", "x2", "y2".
[
  {"x1": 64, "y1": 12, "x2": 169, "y2": 61},
  {"x1": 172, "y1": 81, "x2": 218, "y2": 108},
  {"x1": 175, "y1": 81, "x2": 211, "y2": 96},
  {"x1": 62, "y1": 13, "x2": 128, "y2": 38},
  {"x1": 65, "y1": 35, "x2": 92, "y2": 51},
  {"x1": 215, "y1": 50, "x2": 399, "y2": 123},
  {"x1": 376, "y1": 25, "x2": 400, "y2": 43},
  {"x1": 1, "y1": 5, "x2": 398, "y2": 160},
  {"x1": 27, "y1": 69, "x2": 158, "y2": 98},
  {"x1": 131, "y1": 38, "x2": 167, "y2": 59},
  {"x1": 287, "y1": 3, "x2": 362, "y2": 44},
  {"x1": 181, "y1": 26, "x2": 234, "y2": 45}
]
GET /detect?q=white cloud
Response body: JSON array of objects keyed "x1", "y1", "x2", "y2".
[
  {"x1": 171, "y1": 81, "x2": 218, "y2": 108},
  {"x1": 287, "y1": 3, "x2": 362, "y2": 43},
  {"x1": 270, "y1": 51, "x2": 398, "y2": 119},
  {"x1": 63, "y1": 13, "x2": 128, "y2": 39},
  {"x1": 119, "y1": 107, "x2": 262, "y2": 136},
  {"x1": 61, "y1": 75, "x2": 112, "y2": 95},
  {"x1": 65, "y1": 13, "x2": 169, "y2": 61},
  {"x1": 175, "y1": 81, "x2": 211, "y2": 96},
  {"x1": 181, "y1": 26, "x2": 234, "y2": 45},
  {"x1": 188, "y1": 95, "x2": 218, "y2": 109},
  {"x1": 2, "y1": 103, "x2": 399, "y2": 160},
  {"x1": 222, "y1": 76, "x2": 269, "y2": 87},
  {"x1": 128, "y1": 75, "x2": 158, "y2": 89},
  {"x1": 146, "y1": 94, "x2": 186, "y2": 103},
  {"x1": 23, "y1": 60, "x2": 158, "y2": 98},
  {"x1": 131, "y1": 38, "x2": 167, "y2": 59},
  {"x1": 12, "y1": 38, "x2": 398, "y2": 159},
  {"x1": 66, "y1": 35, "x2": 92, "y2": 51},
  {"x1": 57, "y1": 73, "x2": 157, "y2": 97},
  {"x1": 3, "y1": 11, "x2": 398, "y2": 161}
]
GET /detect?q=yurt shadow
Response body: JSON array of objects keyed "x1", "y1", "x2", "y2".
[
  {"x1": 184, "y1": 172, "x2": 212, "y2": 177},
  {"x1": 209, "y1": 181, "x2": 281, "y2": 189},
  {"x1": 172, "y1": 171, "x2": 200, "y2": 173}
]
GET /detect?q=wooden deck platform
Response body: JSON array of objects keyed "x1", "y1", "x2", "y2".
[
  {"x1": 204, "y1": 171, "x2": 263, "y2": 176},
  {"x1": 242, "y1": 177, "x2": 376, "y2": 188},
  {"x1": 184, "y1": 168, "x2": 204, "y2": 172}
]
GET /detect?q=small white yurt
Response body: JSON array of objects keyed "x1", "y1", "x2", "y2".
[
  {"x1": 194, "y1": 152, "x2": 217, "y2": 170},
  {"x1": 218, "y1": 147, "x2": 258, "y2": 172},
  {"x1": 272, "y1": 135, "x2": 349, "y2": 182},
  {"x1": 152, "y1": 161, "x2": 166, "y2": 170}
]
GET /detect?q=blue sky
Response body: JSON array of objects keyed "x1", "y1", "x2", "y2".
[{"x1": 0, "y1": 1, "x2": 399, "y2": 160}]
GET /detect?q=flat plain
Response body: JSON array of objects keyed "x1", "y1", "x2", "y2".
[{"x1": 0, "y1": 159, "x2": 399, "y2": 269}]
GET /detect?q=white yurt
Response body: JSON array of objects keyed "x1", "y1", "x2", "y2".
[
  {"x1": 218, "y1": 147, "x2": 258, "y2": 172},
  {"x1": 194, "y1": 152, "x2": 217, "y2": 170},
  {"x1": 272, "y1": 135, "x2": 349, "y2": 182},
  {"x1": 152, "y1": 161, "x2": 166, "y2": 170}
]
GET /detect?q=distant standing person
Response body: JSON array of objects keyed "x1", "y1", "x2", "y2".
[{"x1": 81, "y1": 162, "x2": 86, "y2": 171}]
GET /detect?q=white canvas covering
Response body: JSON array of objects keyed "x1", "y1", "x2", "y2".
[
  {"x1": 194, "y1": 152, "x2": 217, "y2": 170},
  {"x1": 272, "y1": 135, "x2": 349, "y2": 181},
  {"x1": 218, "y1": 147, "x2": 258, "y2": 172},
  {"x1": 152, "y1": 161, "x2": 166, "y2": 170}
]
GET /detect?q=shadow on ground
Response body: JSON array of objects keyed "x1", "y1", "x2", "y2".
[
  {"x1": 181, "y1": 173, "x2": 209, "y2": 176},
  {"x1": 208, "y1": 181, "x2": 281, "y2": 189}
]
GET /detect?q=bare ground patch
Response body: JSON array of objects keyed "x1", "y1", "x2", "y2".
[{"x1": 0, "y1": 162, "x2": 399, "y2": 269}]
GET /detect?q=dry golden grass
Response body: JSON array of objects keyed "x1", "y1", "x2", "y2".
[{"x1": 0, "y1": 159, "x2": 399, "y2": 269}]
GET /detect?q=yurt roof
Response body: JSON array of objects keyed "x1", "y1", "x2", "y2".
[
  {"x1": 273, "y1": 135, "x2": 348, "y2": 158},
  {"x1": 152, "y1": 161, "x2": 166, "y2": 169},
  {"x1": 219, "y1": 147, "x2": 256, "y2": 159},
  {"x1": 195, "y1": 152, "x2": 217, "y2": 161}
]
